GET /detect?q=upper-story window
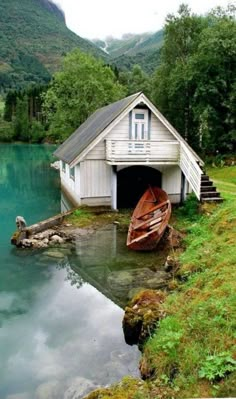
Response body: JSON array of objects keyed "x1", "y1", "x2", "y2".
[
  {"x1": 62, "y1": 161, "x2": 66, "y2": 172},
  {"x1": 70, "y1": 166, "x2": 75, "y2": 180},
  {"x1": 132, "y1": 109, "x2": 148, "y2": 140}
]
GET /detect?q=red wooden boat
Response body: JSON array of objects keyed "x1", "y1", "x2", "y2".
[{"x1": 127, "y1": 186, "x2": 171, "y2": 251}]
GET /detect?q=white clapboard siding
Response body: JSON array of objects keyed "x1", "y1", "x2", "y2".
[
  {"x1": 80, "y1": 160, "x2": 112, "y2": 198},
  {"x1": 86, "y1": 140, "x2": 106, "y2": 160},
  {"x1": 106, "y1": 114, "x2": 130, "y2": 141},
  {"x1": 162, "y1": 166, "x2": 181, "y2": 194},
  {"x1": 151, "y1": 115, "x2": 176, "y2": 141}
]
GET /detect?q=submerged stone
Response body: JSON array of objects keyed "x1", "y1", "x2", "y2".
[
  {"x1": 64, "y1": 376, "x2": 98, "y2": 399},
  {"x1": 108, "y1": 268, "x2": 170, "y2": 301},
  {"x1": 44, "y1": 250, "x2": 66, "y2": 259}
]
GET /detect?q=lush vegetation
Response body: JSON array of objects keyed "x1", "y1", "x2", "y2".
[
  {"x1": 43, "y1": 50, "x2": 126, "y2": 140},
  {"x1": 0, "y1": 3, "x2": 235, "y2": 153},
  {"x1": 43, "y1": 4, "x2": 236, "y2": 152},
  {"x1": 152, "y1": 4, "x2": 236, "y2": 154},
  {"x1": 139, "y1": 165, "x2": 236, "y2": 398},
  {"x1": 0, "y1": 0, "x2": 106, "y2": 91},
  {"x1": 0, "y1": 85, "x2": 48, "y2": 142}
]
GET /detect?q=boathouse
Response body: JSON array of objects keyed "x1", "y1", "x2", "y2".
[{"x1": 54, "y1": 92, "x2": 208, "y2": 210}]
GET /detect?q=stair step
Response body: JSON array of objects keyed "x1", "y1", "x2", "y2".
[
  {"x1": 201, "y1": 197, "x2": 223, "y2": 203},
  {"x1": 201, "y1": 180, "x2": 213, "y2": 187},
  {"x1": 201, "y1": 186, "x2": 216, "y2": 192},
  {"x1": 201, "y1": 174, "x2": 210, "y2": 181},
  {"x1": 201, "y1": 191, "x2": 221, "y2": 198}
]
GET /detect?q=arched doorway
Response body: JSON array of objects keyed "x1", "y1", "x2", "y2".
[{"x1": 117, "y1": 166, "x2": 162, "y2": 208}]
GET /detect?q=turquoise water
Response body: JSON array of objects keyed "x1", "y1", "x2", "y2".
[{"x1": 0, "y1": 144, "x2": 139, "y2": 399}]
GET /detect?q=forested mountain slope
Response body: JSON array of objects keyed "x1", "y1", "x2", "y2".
[
  {"x1": 0, "y1": 0, "x2": 107, "y2": 90},
  {"x1": 92, "y1": 31, "x2": 163, "y2": 73}
]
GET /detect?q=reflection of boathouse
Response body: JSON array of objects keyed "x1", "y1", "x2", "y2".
[
  {"x1": 55, "y1": 92, "x2": 206, "y2": 210},
  {"x1": 68, "y1": 225, "x2": 170, "y2": 308}
]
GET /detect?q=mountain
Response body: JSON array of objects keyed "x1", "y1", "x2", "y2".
[
  {"x1": 0, "y1": 0, "x2": 107, "y2": 90},
  {"x1": 92, "y1": 31, "x2": 163, "y2": 73}
]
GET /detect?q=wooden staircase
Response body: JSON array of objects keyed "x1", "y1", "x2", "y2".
[{"x1": 200, "y1": 174, "x2": 223, "y2": 203}]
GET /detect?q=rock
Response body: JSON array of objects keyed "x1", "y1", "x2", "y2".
[
  {"x1": 167, "y1": 226, "x2": 184, "y2": 249},
  {"x1": 64, "y1": 376, "x2": 98, "y2": 399},
  {"x1": 123, "y1": 289, "x2": 167, "y2": 349},
  {"x1": 34, "y1": 230, "x2": 55, "y2": 240},
  {"x1": 21, "y1": 239, "x2": 33, "y2": 248},
  {"x1": 164, "y1": 255, "x2": 179, "y2": 272},
  {"x1": 108, "y1": 268, "x2": 170, "y2": 299},
  {"x1": 50, "y1": 235, "x2": 64, "y2": 244}
]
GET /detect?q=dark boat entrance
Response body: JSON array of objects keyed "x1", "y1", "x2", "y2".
[{"x1": 117, "y1": 166, "x2": 162, "y2": 208}]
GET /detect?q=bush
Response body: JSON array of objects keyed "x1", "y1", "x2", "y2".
[{"x1": 0, "y1": 120, "x2": 15, "y2": 142}]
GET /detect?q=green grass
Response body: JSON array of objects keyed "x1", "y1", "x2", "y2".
[
  {"x1": 66, "y1": 207, "x2": 132, "y2": 229},
  {"x1": 141, "y1": 166, "x2": 236, "y2": 398},
  {"x1": 76, "y1": 167, "x2": 236, "y2": 399}
]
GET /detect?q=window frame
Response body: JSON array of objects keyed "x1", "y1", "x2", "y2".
[
  {"x1": 131, "y1": 109, "x2": 149, "y2": 141},
  {"x1": 69, "y1": 166, "x2": 75, "y2": 180}
]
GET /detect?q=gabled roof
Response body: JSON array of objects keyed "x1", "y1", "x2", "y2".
[
  {"x1": 54, "y1": 91, "x2": 203, "y2": 167},
  {"x1": 54, "y1": 92, "x2": 141, "y2": 164}
]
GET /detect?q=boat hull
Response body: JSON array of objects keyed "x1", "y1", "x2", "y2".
[{"x1": 127, "y1": 187, "x2": 171, "y2": 251}]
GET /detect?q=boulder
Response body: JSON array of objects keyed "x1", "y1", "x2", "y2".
[
  {"x1": 123, "y1": 289, "x2": 167, "y2": 349},
  {"x1": 50, "y1": 234, "x2": 64, "y2": 244}
]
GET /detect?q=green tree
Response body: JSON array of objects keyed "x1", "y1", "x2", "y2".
[
  {"x1": 13, "y1": 95, "x2": 30, "y2": 141},
  {"x1": 152, "y1": 4, "x2": 207, "y2": 145},
  {"x1": 43, "y1": 49, "x2": 126, "y2": 140},
  {"x1": 189, "y1": 17, "x2": 236, "y2": 152},
  {"x1": 151, "y1": 4, "x2": 236, "y2": 153},
  {"x1": 119, "y1": 65, "x2": 152, "y2": 97}
]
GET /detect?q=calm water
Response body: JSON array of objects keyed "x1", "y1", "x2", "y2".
[{"x1": 0, "y1": 144, "x2": 140, "y2": 399}]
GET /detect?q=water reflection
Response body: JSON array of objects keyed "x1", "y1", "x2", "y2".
[
  {"x1": 67, "y1": 225, "x2": 169, "y2": 308},
  {"x1": 0, "y1": 261, "x2": 140, "y2": 399},
  {"x1": 0, "y1": 144, "x2": 140, "y2": 399}
]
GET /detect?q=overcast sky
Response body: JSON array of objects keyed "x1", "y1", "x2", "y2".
[{"x1": 54, "y1": 0, "x2": 232, "y2": 39}]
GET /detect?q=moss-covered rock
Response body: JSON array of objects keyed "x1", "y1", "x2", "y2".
[
  {"x1": 83, "y1": 376, "x2": 150, "y2": 399},
  {"x1": 122, "y1": 289, "x2": 167, "y2": 349}
]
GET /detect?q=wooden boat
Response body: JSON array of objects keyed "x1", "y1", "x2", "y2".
[{"x1": 127, "y1": 186, "x2": 171, "y2": 251}]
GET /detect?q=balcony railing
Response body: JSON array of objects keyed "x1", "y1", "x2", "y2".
[{"x1": 106, "y1": 140, "x2": 180, "y2": 163}]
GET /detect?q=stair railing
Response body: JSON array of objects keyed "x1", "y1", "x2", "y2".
[{"x1": 179, "y1": 143, "x2": 203, "y2": 200}]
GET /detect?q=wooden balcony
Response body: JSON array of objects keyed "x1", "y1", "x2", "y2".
[{"x1": 106, "y1": 140, "x2": 180, "y2": 164}]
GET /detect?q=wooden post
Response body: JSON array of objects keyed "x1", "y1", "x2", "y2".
[{"x1": 181, "y1": 171, "x2": 186, "y2": 204}]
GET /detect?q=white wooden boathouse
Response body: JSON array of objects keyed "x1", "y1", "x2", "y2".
[{"x1": 54, "y1": 92, "x2": 220, "y2": 210}]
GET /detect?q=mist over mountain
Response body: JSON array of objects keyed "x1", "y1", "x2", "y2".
[{"x1": 92, "y1": 30, "x2": 163, "y2": 73}]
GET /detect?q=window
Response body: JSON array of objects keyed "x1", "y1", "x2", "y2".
[
  {"x1": 70, "y1": 167, "x2": 75, "y2": 180},
  {"x1": 132, "y1": 109, "x2": 148, "y2": 140},
  {"x1": 62, "y1": 161, "x2": 66, "y2": 172}
]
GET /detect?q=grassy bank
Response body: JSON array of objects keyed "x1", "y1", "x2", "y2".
[
  {"x1": 84, "y1": 165, "x2": 236, "y2": 399},
  {"x1": 141, "y1": 166, "x2": 236, "y2": 398}
]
